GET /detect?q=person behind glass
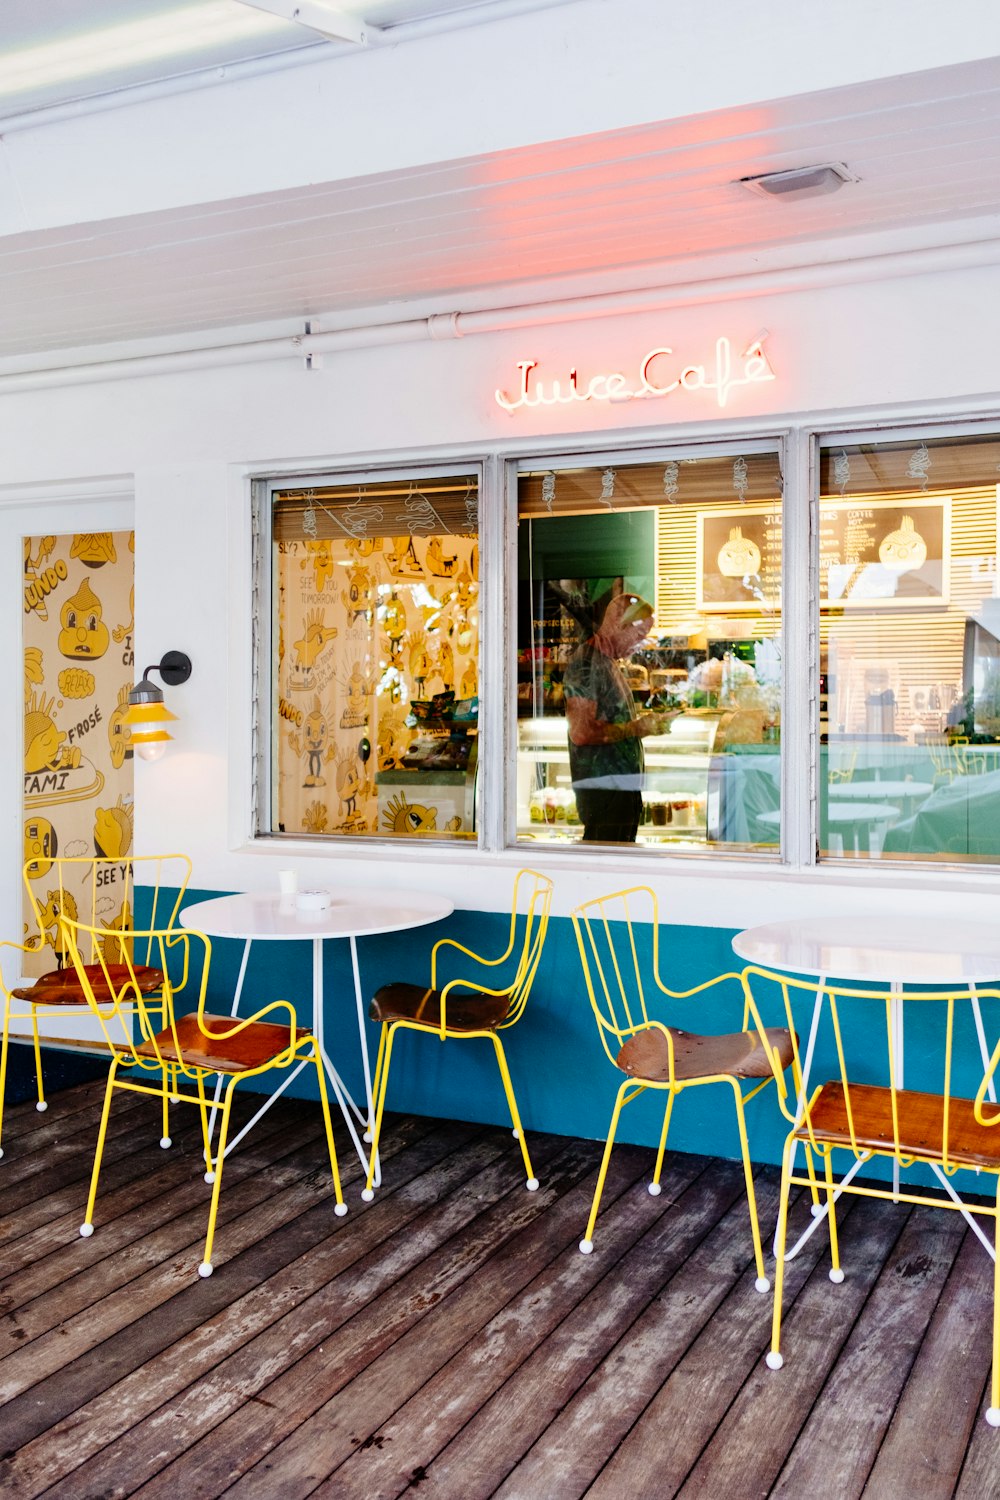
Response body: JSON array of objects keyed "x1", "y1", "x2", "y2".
[{"x1": 564, "y1": 587, "x2": 675, "y2": 843}]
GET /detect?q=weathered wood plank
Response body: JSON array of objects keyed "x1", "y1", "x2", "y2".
[
  {"x1": 488, "y1": 1171, "x2": 791, "y2": 1500},
  {"x1": 322, "y1": 1154, "x2": 739, "y2": 1500},
  {"x1": 0, "y1": 1106, "x2": 354, "y2": 1409},
  {"x1": 580, "y1": 1188, "x2": 846, "y2": 1500},
  {"x1": 0, "y1": 1097, "x2": 298, "y2": 1310},
  {"x1": 0, "y1": 1116, "x2": 483, "y2": 1499},
  {"x1": 0, "y1": 1085, "x2": 993, "y2": 1500},
  {"x1": 768, "y1": 1205, "x2": 969, "y2": 1498},
  {"x1": 861, "y1": 1228, "x2": 994, "y2": 1497},
  {"x1": 130, "y1": 1138, "x2": 617, "y2": 1500},
  {"x1": 664, "y1": 1194, "x2": 905, "y2": 1497}
]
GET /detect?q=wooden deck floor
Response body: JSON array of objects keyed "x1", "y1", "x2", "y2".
[{"x1": 0, "y1": 1076, "x2": 997, "y2": 1498}]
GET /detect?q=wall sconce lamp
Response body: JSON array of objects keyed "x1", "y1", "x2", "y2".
[{"x1": 124, "y1": 651, "x2": 192, "y2": 762}]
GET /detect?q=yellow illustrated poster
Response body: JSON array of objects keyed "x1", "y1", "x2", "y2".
[
  {"x1": 274, "y1": 520, "x2": 479, "y2": 839},
  {"x1": 22, "y1": 531, "x2": 135, "y2": 973}
]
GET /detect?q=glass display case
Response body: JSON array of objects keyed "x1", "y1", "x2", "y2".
[{"x1": 516, "y1": 713, "x2": 720, "y2": 846}]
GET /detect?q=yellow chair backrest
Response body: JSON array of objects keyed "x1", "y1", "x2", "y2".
[
  {"x1": 740, "y1": 965, "x2": 1000, "y2": 1176},
  {"x1": 23, "y1": 854, "x2": 192, "y2": 972},
  {"x1": 58, "y1": 912, "x2": 205, "y2": 1079},
  {"x1": 572, "y1": 885, "x2": 670, "y2": 1069},
  {"x1": 431, "y1": 868, "x2": 553, "y2": 1028}
]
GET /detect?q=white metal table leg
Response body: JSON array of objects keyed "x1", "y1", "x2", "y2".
[
  {"x1": 971, "y1": 982, "x2": 997, "y2": 1105},
  {"x1": 891, "y1": 980, "x2": 903, "y2": 1200},
  {"x1": 206, "y1": 937, "x2": 253, "y2": 1152},
  {"x1": 774, "y1": 978, "x2": 825, "y2": 1256},
  {"x1": 313, "y1": 937, "x2": 378, "y2": 1183}
]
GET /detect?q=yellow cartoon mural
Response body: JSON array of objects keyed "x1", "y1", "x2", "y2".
[
  {"x1": 274, "y1": 504, "x2": 478, "y2": 841},
  {"x1": 22, "y1": 531, "x2": 134, "y2": 973}
]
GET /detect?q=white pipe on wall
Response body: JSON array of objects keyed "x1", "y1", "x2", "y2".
[{"x1": 2, "y1": 234, "x2": 1000, "y2": 395}]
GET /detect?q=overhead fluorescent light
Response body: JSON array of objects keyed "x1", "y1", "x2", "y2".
[
  {"x1": 738, "y1": 163, "x2": 858, "y2": 201},
  {"x1": 234, "y1": 1, "x2": 381, "y2": 45},
  {"x1": 0, "y1": 2, "x2": 293, "y2": 98}
]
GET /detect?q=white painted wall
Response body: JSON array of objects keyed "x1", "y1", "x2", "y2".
[{"x1": 4, "y1": 256, "x2": 1000, "y2": 933}]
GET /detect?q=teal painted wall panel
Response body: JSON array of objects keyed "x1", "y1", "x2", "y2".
[
  {"x1": 154, "y1": 886, "x2": 1000, "y2": 1202},
  {"x1": 168, "y1": 888, "x2": 791, "y2": 1171}
]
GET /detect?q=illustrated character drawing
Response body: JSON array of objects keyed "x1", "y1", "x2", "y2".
[
  {"x1": 109, "y1": 683, "x2": 133, "y2": 769},
  {"x1": 384, "y1": 535, "x2": 422, "y2": 578},
  {"x1": 460, "y1": 661, "x2": 478, "y2": 699},
  {"x1": 35, "y1": 887, "x2": 79, "y2": 968},
  {"x1": 437, "y1": 640, "x2": 455, "y2": 691},
  {"x1": 377, "y1": 708, "x2": 412, "y2": 770},
  {"x1": 335, "y1": 748, "x2": 370, "y2": 821},
  {"x1": 301, "y1": 540, "x2": 335, "y2": 591},
  {"x1": 342, "y1": 564, "x2": 377, "y2": 627},
  {"x1": 24, "y1": 816, "x2": 58, "y2": 880},
  {"x1": 453, "y1": 562, "x2": 476, "y2": 610},
  {"x1": 382, "y1": 592, "x2": 407, "y2": 665},
  {"x1": 346, "y1": 536, "x2": 382, "y2": 561},
  {"x1": 408, "y1": 632, "x2": 433, "y2": 697},
  {"x1": 426, "y1": 537, "x2": 457, "y2": 577},
  {"x1": 382, "y1": 792, "x2": 437, "y2": 835},
  {"x1": 293, "y1": 608, "x2": 338, "y2": 672},
  {"x1": 339, "y1": 660, "x2": 373, "y2": 730},
  {"x1": 24, "y1": 537, "x2": 56, "y2": 620},
  {"x1": 101, "y1": 899, "x2": 135, "y2": 967},
  {"x1": 57, "y1": 578, "x2": 111, "y2": 660},
  {"x1": 25, "y1": 692, "x2": 81, "y2": 772},
  {"x1": 113, "y1": 584, "x2": 134, "y2": 644},
  {"x1": 95, "y1": 795, "x2": 133, "y2": 858},
  {"x1": 71, "y1": 533, "x2": 117, "y2": 568},
  {"x1": 288, "y1": 697, "x2": 335, "y2": 787}
]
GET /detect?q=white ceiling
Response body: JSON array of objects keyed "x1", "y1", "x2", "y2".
[{"x1": 1, "y1": 4, "x2": 1000, "y2": 365}]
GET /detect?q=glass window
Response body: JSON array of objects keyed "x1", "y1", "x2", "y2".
[
  {"x1": 818, "y1": 431, "x2": 1000, "y2": 864},
  {"x1": 263, "y1": 470, "x2": 479, "y2": 842},
  {"x1": 516, "y1": 449, "x2": 783, "y2": 854}
]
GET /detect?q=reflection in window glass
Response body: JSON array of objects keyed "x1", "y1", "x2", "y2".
[
  {"x1": 516, "y1": 452, "x2": 783, "y2": 854},
  {"x1": 818, "y1": 433, "x2": 1000, "y2": 863},
  {"x1": 268, "y1": 472, "x2": 479, "y2": 842}
]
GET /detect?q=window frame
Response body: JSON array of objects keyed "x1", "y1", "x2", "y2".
[
  {"x1": 252, "y1": 458, "x2": 487, "y2": 850},
  {"x1": 246, "y1": 408, "x2": 1000, "y2": 884}
]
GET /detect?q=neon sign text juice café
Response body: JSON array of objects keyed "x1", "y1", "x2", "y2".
[{"x1": 494, "y1": 334, "x2": 776, "y2": 415}]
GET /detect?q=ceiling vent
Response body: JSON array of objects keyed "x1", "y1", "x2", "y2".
[{"x1": 738, "y1": 163, "x2": 857, "y2": 201}]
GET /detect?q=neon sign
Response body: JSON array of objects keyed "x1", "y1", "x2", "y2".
[{"x1": 494, "y1": 334, "x2": 776, "y2": 415}]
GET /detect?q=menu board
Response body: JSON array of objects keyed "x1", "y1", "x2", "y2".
[{"x1": 696, "y1": 497, "x2": 951, "y2": 611}]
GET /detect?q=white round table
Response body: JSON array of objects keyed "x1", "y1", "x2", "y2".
[
  {"x1": 732, "y1": 914, "x2": 1000, "y2": 986},
  {"x1": 826, "y1": 779, "x2": 933, "y2": 804},
  {"x1": 180, "y1": 887, "x2": 454, "y2": 1183},
  {"x1": 759, "y1": 803, "x2": 900, "y2": 855}
]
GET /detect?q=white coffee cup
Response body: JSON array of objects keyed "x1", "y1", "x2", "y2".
[
  {"x1": 277, "y1": 869, "x2": 298, "y2": 896},
  {"x1": 296, "y1": 889, "x2": 331, "y2": 912}
]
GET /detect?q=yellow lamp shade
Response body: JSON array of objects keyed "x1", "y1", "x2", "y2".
[{"x1": 123, "y1": 699, "x2": 178, "y2": 761}]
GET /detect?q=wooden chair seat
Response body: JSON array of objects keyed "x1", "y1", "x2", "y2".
[
  {"x1": 617, "y1": 1024, "x2": 795, "y2": 1084},
  {"x1": 796, "y1": 1081, "x2": 1000, "y2": 1172},
  {"x1": 10, "y1": 964, "x2": 165, "y2": 1005},
  {"x1": 131, "y1": 1012, "x2": 296, "y2": 1074},
  {"x1": 370, "y1": 981, "x2": 512, "y2": 1033}
]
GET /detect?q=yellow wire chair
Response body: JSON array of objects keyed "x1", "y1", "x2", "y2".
[
  {"x1": 59, "y1": 911, "x2": 347, "y2": 1278},
  {"x1": 362, "y1": 869, "x2": 554, "y2": 1202},
  {"x1": 572, "y1": 887, "x2": 797, "y2": 1292},
  {"x1": 0, "y1": 854, "x2": 192, "y2": 1160},
  {"x1": 741, "y1": 964, "x2": 1000, "y2": 1426}
]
